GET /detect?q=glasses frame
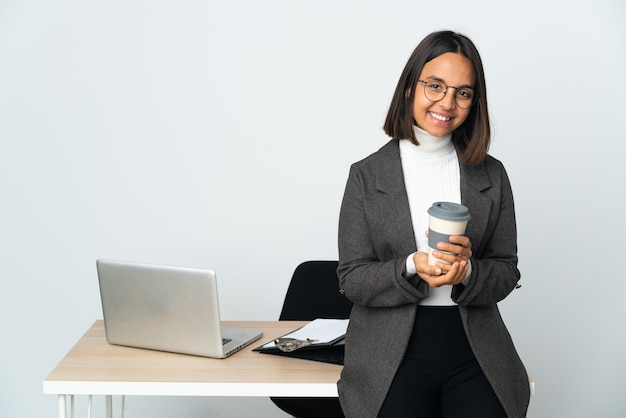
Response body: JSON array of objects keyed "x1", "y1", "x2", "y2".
[{"x1": 417, "y1": 79, "x2": 476, "y2": 109}]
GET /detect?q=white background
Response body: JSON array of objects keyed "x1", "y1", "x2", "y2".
[{"x1": 1, "y1": 1, "x2": 624, "y2": 417}]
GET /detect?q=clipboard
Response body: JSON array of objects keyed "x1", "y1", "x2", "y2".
[{"x1": 253, "y1": 319, "x2": 348, "y2": 365}]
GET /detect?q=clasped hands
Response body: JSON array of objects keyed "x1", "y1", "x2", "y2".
[{"x1": 413, "y1": 235, "x2": 472, "y2": 287}]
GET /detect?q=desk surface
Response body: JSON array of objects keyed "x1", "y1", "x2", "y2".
[{"x1": 43, "y1": 320, "x2": 342, "y2": 397}]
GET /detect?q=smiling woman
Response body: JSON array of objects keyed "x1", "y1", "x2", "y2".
[{"x1": 337, "y1": 30, "x2": 530, "y2": 418}]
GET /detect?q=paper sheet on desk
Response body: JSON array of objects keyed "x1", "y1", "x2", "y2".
[{"x1": 260, "y1": 318, "x2": 349, "y2": 348}]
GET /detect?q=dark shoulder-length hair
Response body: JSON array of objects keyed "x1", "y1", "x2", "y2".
[{"x1": 383, "y1": 30, "x2": 490, "y2": 166}]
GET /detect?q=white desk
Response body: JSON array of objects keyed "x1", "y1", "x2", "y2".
[{"x1": 44, "y1": 320, "x2": 342, "y2": 418}]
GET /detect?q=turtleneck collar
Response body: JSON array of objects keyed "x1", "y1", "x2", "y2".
[{"x1": 400, "y1": 125, "x2": 454, "y2": 159}]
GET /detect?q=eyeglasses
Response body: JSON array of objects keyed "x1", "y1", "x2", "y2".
[{"x1": 417, "y1": 79, "x2": 476, "y2": 109}]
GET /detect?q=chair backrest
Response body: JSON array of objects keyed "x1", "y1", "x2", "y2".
[{"x1": 279, "y1": 260, "x2": 353, "y2": 321}]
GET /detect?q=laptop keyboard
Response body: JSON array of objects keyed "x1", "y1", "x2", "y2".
[{"x1": 222, "y1": 338, "x2": 232, "y2": 345}]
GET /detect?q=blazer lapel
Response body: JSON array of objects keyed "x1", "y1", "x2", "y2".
[
  {"x1": 374, "y1": 140, "x2": 418, "y2": 255},
  {"x1": 460, "y1": 162, "x2": 493, "y2": 255}
]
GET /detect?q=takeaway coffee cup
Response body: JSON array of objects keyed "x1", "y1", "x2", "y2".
[{"x1": 427, "y1": 202, "x2": 471, "y2": 266}]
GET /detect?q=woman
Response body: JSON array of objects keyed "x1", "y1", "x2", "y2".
[{"x1": 337, "y1": 30, "x2": 530, "y2": 418}]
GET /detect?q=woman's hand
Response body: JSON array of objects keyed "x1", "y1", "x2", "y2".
[{"x1": 413, "y1": 235, "x2": 472, "y2": 287}]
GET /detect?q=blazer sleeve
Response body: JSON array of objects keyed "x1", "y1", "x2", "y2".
[{"x1": 337, "y1": 161, "x2": 429, "y2": 308}]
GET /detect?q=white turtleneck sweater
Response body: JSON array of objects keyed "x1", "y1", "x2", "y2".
[{"x1": 400, "y1": 126, "x2": 470, "y2": 306}]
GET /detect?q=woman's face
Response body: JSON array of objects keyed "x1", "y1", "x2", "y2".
[{"x1": 412, "y1": 52, "x2": 475, "y2": 137}]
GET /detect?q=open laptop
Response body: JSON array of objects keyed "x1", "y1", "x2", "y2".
[{"x1": 96, "y1": 259, "x2": 263, "y2": 358}]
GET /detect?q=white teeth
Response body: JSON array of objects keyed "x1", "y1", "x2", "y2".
[{"x1": 430, "y1": 112, "x2": 450, "y2": 121}]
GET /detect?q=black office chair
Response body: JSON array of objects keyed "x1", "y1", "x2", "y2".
[{"x1": 270, "y1": 260, "x2": 353, "y2": 418}]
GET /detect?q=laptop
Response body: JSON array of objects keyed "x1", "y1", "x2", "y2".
[{"x1": 96, "y1": 259, "x2": 263, "y2": 358}]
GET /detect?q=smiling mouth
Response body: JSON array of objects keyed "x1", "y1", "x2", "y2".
[{"x1": 429, "y1": 112, "x2": 451, "y2": 122}]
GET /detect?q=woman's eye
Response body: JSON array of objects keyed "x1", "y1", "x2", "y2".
[
  {"x1": 458, "y1": 89, "x2": 473, "y2": 99},
  {"x1": 428, "y1": 82, "x2": 442, "y2": 91}
]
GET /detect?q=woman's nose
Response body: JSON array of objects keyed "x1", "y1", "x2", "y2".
[{"x1": 439, "y1": 90, "x2": 457, "y2": 109}]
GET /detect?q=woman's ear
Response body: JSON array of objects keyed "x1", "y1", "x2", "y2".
[{"x1": 405, "y1": 88, "x2": 411, "y2": 98}]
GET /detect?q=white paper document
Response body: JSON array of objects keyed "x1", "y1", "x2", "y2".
[{"x1": 261, "y1": 318, "x2": 349, "y2": 348}]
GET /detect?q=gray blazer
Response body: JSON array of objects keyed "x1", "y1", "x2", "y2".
[{"x1": 337, "y1": 139, "x2": 530, "y2": 418}]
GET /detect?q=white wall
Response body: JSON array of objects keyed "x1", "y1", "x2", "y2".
[{"x1": 1, "y1": 1, "x2": 624, "y2": 417}]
